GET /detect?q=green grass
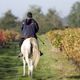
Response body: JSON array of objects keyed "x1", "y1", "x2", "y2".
[{"x1": 0, "y1": 35, "x2": 80, "y2": 80}]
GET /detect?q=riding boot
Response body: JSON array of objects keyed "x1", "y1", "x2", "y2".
[
  {"x1": 19, "y1": 38, "x2": 25, "y2": 47},
  {"x1": 40, "y1": 51, "x2": 43, "y2": 56}
]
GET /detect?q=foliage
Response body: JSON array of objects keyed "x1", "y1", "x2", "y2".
[
  {"x1": 0, "y1": 29, "x2": 20, "y2": 47},
  {"x1": 47, "y1": 28, "x2": 80, "y2": 68},
  {"x1": 68, "y1": 1, "x2": 80, "y2": 26},
  {"x1": 0, "y1": 29, "x2": 6, "y2": 46},
  {"x1": 47, "y1": 30, "x2": 63, "y2": 48},
  {"x1": 46, "y1": 9, "x2": 62, "y2": 28},
  {"x1": 4, "y1": 29, "x2": 20, "y2": 41},
  {"x1": 0, "y1": 10, "x2": 19, "y2": 29}
]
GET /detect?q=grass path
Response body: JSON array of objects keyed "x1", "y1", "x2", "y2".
[{"x1": 0, "y1": 35, "x2": 80, "y2": 80}]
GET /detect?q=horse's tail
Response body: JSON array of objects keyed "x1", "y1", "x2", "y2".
[
  {"x1": 33, "y1": 47, "x2": 40, "y2": 68},
  {"x1": 30, "y1": 38, "x2": 40, "y2": 69}
]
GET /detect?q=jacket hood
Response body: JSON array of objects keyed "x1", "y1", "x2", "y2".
[{"x1": 26, "y1": 18, "x2": 32, "y2": 25}]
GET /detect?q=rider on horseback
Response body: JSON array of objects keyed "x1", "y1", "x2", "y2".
[{"x1": 19, "y1": 12, "x2": 43, "y2": 57}]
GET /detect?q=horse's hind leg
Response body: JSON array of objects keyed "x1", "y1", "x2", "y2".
[
  {"x1": 23, "y1": 56, "x2": 33, "y2": 77},
  {"x1": 28, "y1": 59, "x2": 33, "y2": 77},
  {"x1": 25, "y1": 57, "x2": 33, "y2": 77},
  {"x1": 22, "y1": 57, "x2": 26, "y2": 76}
]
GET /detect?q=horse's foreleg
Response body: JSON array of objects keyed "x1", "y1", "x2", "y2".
[{"x1": 23, "y1": 58, "x2": 26, "y2": 76}]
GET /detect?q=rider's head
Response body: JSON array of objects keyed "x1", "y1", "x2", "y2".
[{"x1": 27, "y1": 12, "x2": 32, "y2": 19}]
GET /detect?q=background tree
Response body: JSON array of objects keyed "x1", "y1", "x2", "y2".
[
  {"x1": 24, "y1": 5, "x2": 62, "y2": 34},
  {"x1": 68, "y1": 1, "x2": 80, "y2": 27},
  {"x1": 0, "y1": 10, "x2": 18, "y2": 29},
  {"x1": 46, "y1": 9, "x2": 62, "y2": 29},
  {"x1": 24, "y1": 5, "x2": 46, "y2": 34}
]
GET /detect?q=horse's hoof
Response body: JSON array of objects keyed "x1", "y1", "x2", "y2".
[{"x1": 22, "y1": 75, "x2": 26, "y2": 77}]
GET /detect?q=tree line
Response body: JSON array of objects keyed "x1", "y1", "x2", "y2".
[{"x1": 0, "y1": 1, "x2": 80, "y2": 34}]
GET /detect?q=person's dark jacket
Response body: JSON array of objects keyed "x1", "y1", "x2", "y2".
[{"x1": 21, "y1": 18, "x2": 39, "y2": 39}]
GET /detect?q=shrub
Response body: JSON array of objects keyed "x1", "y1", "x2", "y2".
[{"x1": 47, "y1": 28, "x2": 80, "y2": 68}]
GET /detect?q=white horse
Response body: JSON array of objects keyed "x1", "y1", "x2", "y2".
[{"x1": 21, "y1": 37, "x2": 40, "y2": 77}]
